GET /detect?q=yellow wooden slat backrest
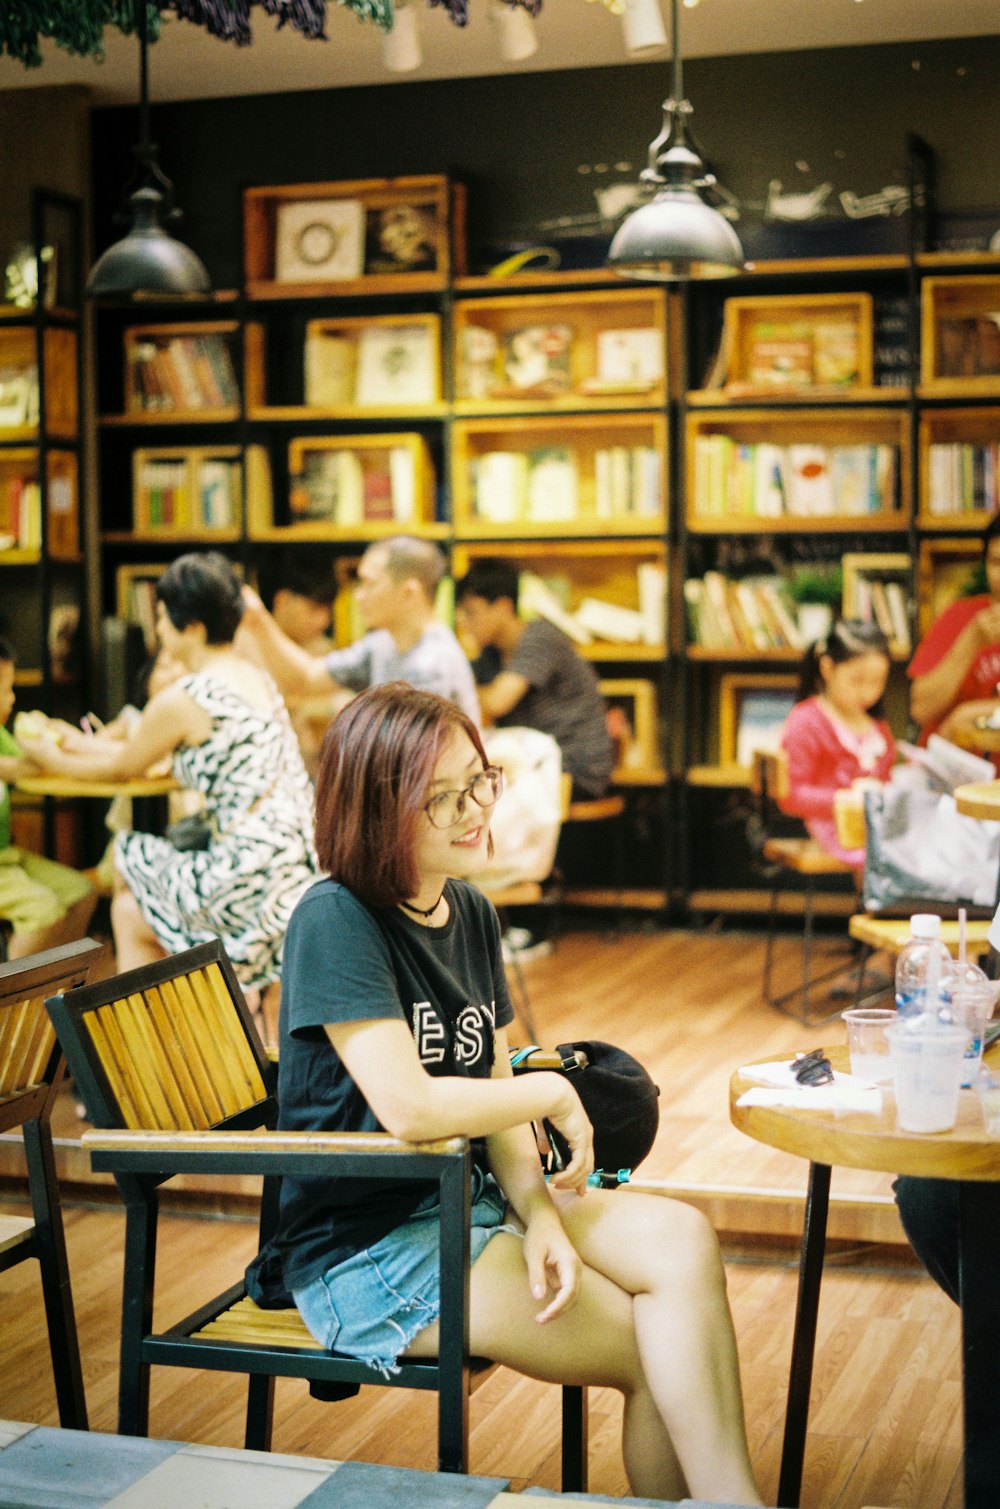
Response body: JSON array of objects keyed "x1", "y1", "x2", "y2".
[
  {"x1": 83, "y1": 962, "x2": 268, "y2": 1131},
  {"x1": 0, "y1": 994, "x2": 56, "y2": 1099}
]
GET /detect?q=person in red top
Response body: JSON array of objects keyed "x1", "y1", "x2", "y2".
[
  {"x1": 780, "y1": 619, "x2": 896, "y2": 873},
  {"x1": 909, "y1": 514, "x2": 1000, "y2": 748}
]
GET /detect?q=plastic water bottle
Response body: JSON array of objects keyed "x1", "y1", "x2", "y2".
[{"x1": 894, "y1": 914, "x2": 954, "y2": 1023}]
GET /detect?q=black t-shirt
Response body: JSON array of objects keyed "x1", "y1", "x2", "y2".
[
  {"x1": 268, "y1": 877, "x2": 515, "y2": 1294},
  {"x1": 499, "y1": 620, "x2": 614, "y2": 799}
]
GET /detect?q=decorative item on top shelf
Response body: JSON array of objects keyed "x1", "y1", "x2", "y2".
[
  {"x1": 0, "y1": 362, "x2": 39, "y2": 430},
  {"x1": 841, "y1": 552, "x2": 912, "y2": 657},
  {"x1": 131, "y1": 445, "x2": 253, "y2": 535},
  {"x1": 124, "y1": 324, "x2": 239, "y2": 417},
  {"x1": 243, "y1": 176, "x2": 464, "y2": 297},
  {"x1": 718, "y1": 672, "x2": 798, "y2": 770},
  {"x1": 303, "y1": 315, "x2": 440, "y2": 408},
  {"x1": 700, "y1": 292, "x2": 874, "y2": 396},
  {"x1": 453, "y1": 288, "x2": 666, "y2": 406},
  {"x1": 3, "y1": 239, "x2": 57, "y2": 309},
  {"x1": 282, "y1": 433, "x2": 433, "y2": 535},
  {"x1": 599, "y1": 678, "x2": 663, "y2": 775},
  {"x1": 921, "y1": 276, "x2": 1000, "y2": 391},
  {"x1": 684, "y1": 570, "x2": 803, "y2": 654},
  {"x1": 916, "y1": 536, "x2": 984, "y2": 637}
]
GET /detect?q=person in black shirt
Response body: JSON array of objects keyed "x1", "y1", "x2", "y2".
[{"x1": 260, "y1": 681, "x2": 761, "y2": 1506}]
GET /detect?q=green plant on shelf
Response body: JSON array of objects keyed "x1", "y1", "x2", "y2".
[{"x1": 786, "y1": 563, "x2": 844, "y2": 608}]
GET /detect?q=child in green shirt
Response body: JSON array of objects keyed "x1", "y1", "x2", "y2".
[{"x1": 0, "y1": 637, "x2": 96, "y2": 958}]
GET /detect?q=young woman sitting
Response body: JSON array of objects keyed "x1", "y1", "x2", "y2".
[{"x1": 256, "y1": 680, "x2": 763, "y2": 1505}]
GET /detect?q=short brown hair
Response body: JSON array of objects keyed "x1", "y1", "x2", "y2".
[
  {"x1": 314, "y1": 681, "x2": 490, "y2": 907},
  {"x1": 369, "y1": 536, "x2": 446, "y2": 602}
]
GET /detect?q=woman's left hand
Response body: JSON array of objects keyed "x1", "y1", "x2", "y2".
[{"x1": 523, "y1": 1211, "x2": 580, "y2": 1324}]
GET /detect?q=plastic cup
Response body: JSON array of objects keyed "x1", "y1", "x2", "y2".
[
  {"x1": 833, "y1": 788, "x2": 866, "y2": 851},
  {"x1": 950, "y1": 981, "x2": 994, "y2": 1087},
  {"x1": 887, "y1": 1021, "x2": 970, "y2": 1133},
  {"x1": 842, "y1": 1006, "x2": 897, "y2": 1084},
  {"x1": 974, "y1": 1071, "x2": 1000, "y2": 1136}
]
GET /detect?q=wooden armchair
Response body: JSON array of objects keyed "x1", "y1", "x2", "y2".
[
  {"x1": 0, "y1": 937, "x2": 104, "y2": 1430},
  {"x1": 43, "y1": 939, "x2": 587, "y2": 1486}
]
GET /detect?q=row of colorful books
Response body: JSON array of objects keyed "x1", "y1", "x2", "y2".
[
  {"x1": 691, "y1": 438, "x2": 898, "y2": 518},
  {"x1": 134, "y1": 458, "x2": 242, "y2": 530},
  {"x1": 852, "y1": 574, "x2": 912, "y2": 654},
  {"x1": 926, "y1": 442, "x2": 1000, "y2": 516},
  {"x1": 684, "y1": 572, "x2": 804, "y2": 652},
  {"x1": 0, "y1": 475, "x2": 42, "y2": 550},
  {"x1": 519, "y1": 563, "x2": 666, "y2": 648},
  {"x1": 290, "y1": 447, "x2": 417, "y2": 526},
  {"x1": 129, "y1": 336, "x2": 240, "y2": 414}
]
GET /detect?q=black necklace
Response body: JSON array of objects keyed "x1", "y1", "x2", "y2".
[{"x1": 399, "y1": 889, "x2": 445, "y2": 919}]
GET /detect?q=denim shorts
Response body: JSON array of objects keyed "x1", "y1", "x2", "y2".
[{"x1": 291, "y1": 1167, "x2": 517, "y2": 1378}]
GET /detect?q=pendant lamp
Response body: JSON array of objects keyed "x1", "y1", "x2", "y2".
[
  {"x1": 86, "y1": 1, "x2": 211, "y2": 299},
  {"x1": 608, "y1": 0, "x2": 743, "y2": 281}
]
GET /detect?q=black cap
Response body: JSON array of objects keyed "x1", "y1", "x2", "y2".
[{"x1": 548, "y1": 1040, "x2": 660, "y2": 1174}]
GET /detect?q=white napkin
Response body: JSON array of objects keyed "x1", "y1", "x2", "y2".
[{"x1": 736, "y1": 1060, "x2": 883, "y2": 1115}]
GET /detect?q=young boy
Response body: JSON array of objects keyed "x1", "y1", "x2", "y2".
[{"x1": 0, "y1": 637, "x2": 96, "y2": 959}]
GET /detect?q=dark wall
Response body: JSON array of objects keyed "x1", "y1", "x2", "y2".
[
  {"x1": 0, "y1": 84, "x2": 89, "y2": 255},
  {"x1": 89, "y1": 34, "x2": 1000, "y2": 282}
]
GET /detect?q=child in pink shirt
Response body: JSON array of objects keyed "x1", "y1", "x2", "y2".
[{"x1": 780, "y1": 619, "x2": 896, "y2": 871}]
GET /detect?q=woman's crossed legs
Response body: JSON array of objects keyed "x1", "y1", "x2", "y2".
[{"x1": 405, "y1": 1187, "x2": 762, "y2": 1505}]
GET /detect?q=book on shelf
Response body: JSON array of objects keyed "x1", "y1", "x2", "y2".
[
  {"x1": 526, "y1": 447, "x2": 578, "y2": 523},
  {"x1": 589, "y1": 327, "x2": 663, "y2": 389},
  {"x1": 460, "y1": 325, "x2": 499, "y2": 400},
  {"x1": 129, "y1": 336, "x2": 237, "y2": 414},
  {"x1": 853, "y1": 574, "x2": 912, "y2": 655},
  {"x1": 873, "y1": 295, "x2": 911, "y2": 389},
  {"x1": 388, "y1": 446, "x2": 417, "y2": 524},
  {"x1": 472, "y1": 450, "x2": 529, "y2": 523},
  {"x1": 0, "y1": 365, "x2": 38, "y2": 428},
  {"x1": 928, "y1": 442, "x2": 1000, "y2": 516},
  {"x1": 127, "y1": 578, "x2": 159, "y2": 654},
  {"x1": 595, "y1": 446, "x2": 661, "y2": 519},
  {"x1": 136, "y1": 458, "x2": 190, "y2": 529},
  {"x1": 496, "y1": 323, "x2": 573, "y2": 398},
  {"x1": 291, "y1": 450, "x2": 364, "y2": 525},
  {"x1": 574, "y1": 597, "x2": 644, "y2": 644},
  {"x1": 0, "y1": 475, "x2": 41, "y2": 550},
  {"x1": 354, "y1": 324, "x2": 437, "y2": 406},
  {"x1": 745, "y1": 322, "x2": 814, "y2": 388},
  {"x1": 519, "y1": 571, "x2": 593, "y2": 645},
  {"x1": 692, "y1": 437, "x2": 896, "y2": 519},
  {"x1": 198, "y1": 459, "x2": 239, "y2": 529},
  {"x1": 685, "y1": 572, "x2": 803, "y2": 652},
  {"x1": 812, "y1": 321, "x2": 861, "y2": 386},
  {"x1": 46, "y1": 471, "x2": 77, "y2": 555},
  {"x1": 936, "y1": 314, "x2": 1000, "y2": 379},
  {"x1": 304, "y1": 332, "x2": 356, "y2": 406},
  {"x1": 637, "y1": 560, "x2": 667, "y2": 646}
]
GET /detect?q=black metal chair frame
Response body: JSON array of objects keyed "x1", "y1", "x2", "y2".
[
  {"x1": 0, "y1": 937, "x2": 104, "y2": 1431},
  {"x1": 44, "y1": 939, "x2": 587, "y2": 1485}
]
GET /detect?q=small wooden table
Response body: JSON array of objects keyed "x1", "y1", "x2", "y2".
[
  {"x1": 955, "y1": 779, "x2": 1000, "y2": 822},
  {"x1": 731, "y1": 1045, "x2": 1000, "y2": 1508},
  {"x1": 14, "y1": 774, "x2": 179, "y2": 800}
]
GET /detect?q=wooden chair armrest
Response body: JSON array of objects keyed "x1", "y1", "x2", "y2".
[{"x1": 81, "y1": 1127, "x2": 469, "y2": 1178}]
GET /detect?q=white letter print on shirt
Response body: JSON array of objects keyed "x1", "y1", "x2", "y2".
[
  {"x1": 412, "y1": 998, "x2": 497, "y2": 1070},
  {"x1": 412, "y1": 1000, "x2": 447, "y2": 1064}
]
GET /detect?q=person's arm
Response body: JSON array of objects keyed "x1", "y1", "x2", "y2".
[
  {"x1": 15, "y1": 683, "x2": 200, "y2": 782},
  {"x1": 238, "y1": 586, "x2": 343, "y2": 699},
  {"x1": 0, "y1": 753, "x2": 38, "y2": 782},
  {"x1": 477, "y1": 669, "x2": 530, "y2": 722},
  {"x1": 910, "y1": 600, "x2": 1000, "y2": 727},
  {"x1": 485, "y1": 1029, "x2": 584, "y2": 1323},
  {"x1": 780, "y1": 711, "x2": 839, "y2": 823},
  {"x1": 324, "y1": 1015, "x2": 593, "y2": 1194}
]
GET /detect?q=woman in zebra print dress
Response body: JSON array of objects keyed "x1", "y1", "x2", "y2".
[{"x1": 20, "y1": 553, "x2": 318, "y2": 988}]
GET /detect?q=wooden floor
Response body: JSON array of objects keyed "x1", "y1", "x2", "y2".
[{"x1": 0, "y1": 924, "x2": 966, "y2": 1507}]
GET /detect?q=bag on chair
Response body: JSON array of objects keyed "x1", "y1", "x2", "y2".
[
  {"x1": 468, "y1": 726, "x2": 563, "y2": 889},
  {"x1": 862, "y1": 772, "x2": 1000, "y2": 913},
  {"x1": 511, "y1": 1040, "x2": 660, "y2": 1177}
]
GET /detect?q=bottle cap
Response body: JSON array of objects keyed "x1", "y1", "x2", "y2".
[{"x1": 910, "y1": 913, "x2": 942, "y2": 939}]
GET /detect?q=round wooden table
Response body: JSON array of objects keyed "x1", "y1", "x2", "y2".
[
  {"x1": 955, "y1": 779, "x2": 1000, "y2": 822},
  {"x1": 731, "y1": 1045, "x2": 1000, "y2": 1508}
]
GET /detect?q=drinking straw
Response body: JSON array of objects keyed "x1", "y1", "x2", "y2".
[{"x1": 959, "y1": 907, "x2": 967, "y2": 968}]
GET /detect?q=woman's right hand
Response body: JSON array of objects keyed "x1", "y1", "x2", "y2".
[{"x1": 545, "y1": 1080, "x2": 594, "y2": 1195}]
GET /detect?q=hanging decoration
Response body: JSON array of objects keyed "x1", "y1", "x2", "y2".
[{"x1": 0, "y1": 0, "x2": 551, "y2": 61}]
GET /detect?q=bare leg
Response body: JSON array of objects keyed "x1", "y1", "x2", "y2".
[
  {"x1": 111, "y1": 887, "x2": 166, "y2": 972},
  {"x1": 406, "y1": 1229, "x2": 687, "y2": 1501},
  {"x1": 557, "y1": 1188, "x2": 762, "y2": 1505}
]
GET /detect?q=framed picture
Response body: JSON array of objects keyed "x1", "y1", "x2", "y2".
[
  {"x1": 274, "y1": 198, "x2": 365, "y2": 283},
  {"x1": 354, "y1": 322, "x2": 439, "y2": 406},
  {"x1": 364, "y1": 201, "x2": 439, "y2": 276},
  {"x1": 718, "y1": 672, "x2": 798, "y2": 768},
  {"x1": 599, "y1": 678, "x2": 661, "y2": 774}
]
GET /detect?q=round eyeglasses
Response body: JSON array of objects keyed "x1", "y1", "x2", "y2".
[{"x1": 424, "y1": 766, "x2": 504, "y2": 830}]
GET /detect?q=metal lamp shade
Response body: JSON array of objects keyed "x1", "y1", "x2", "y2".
[
  {"x1": 86, "y1": 186, "x2": 211, "y2": 298},
  {"x1": 608, "y1": 179, "x2": 743, "y2": 282}
]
